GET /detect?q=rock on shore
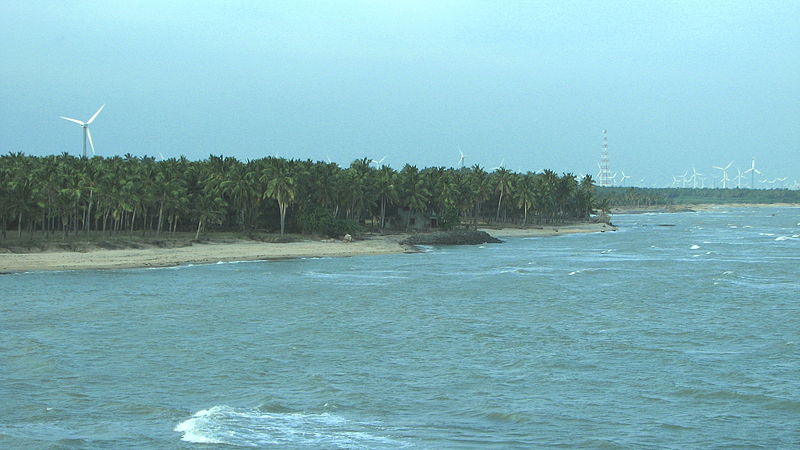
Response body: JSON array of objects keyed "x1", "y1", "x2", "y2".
[{"x1": 400, "y1": 230, "x2": 502, "y2": 246}]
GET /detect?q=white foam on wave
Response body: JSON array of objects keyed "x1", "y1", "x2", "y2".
[
  {"x1": 174, "y1": 405, "x2": 403, "y2": 448},
  {"x1": 774, "y1": 235, "x2": 796, "y2": 241},
  {"x1": 690, "y1": 244, "x2": 701, "y2": 250}
]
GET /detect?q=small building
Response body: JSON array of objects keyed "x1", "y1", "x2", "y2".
[{"x1": 396, "y1": 207, "x2": 439, "y2": 231}]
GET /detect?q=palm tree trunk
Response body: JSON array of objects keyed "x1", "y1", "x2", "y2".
[
  {"x1": 156, "y1": 200, "x2": 164, "y2": 236},
  {"x1": 380, "y1": 198, "x2": 386, "y2": 231},
  {"x1": 130, "y1": 206, "x2": 137, "y2": 235},
  {"x1": 195, "y1": 218, "x2": 203, "y2": 240},
  {"x1": 17, "y1": 212, "x2": 23, "y2": 238},
  {"x1": 279, "y1": 201, "x2": 287, "y2": 235},
  {"x1": 496, "y1": 190, "x2": 504, "y2": 221}
]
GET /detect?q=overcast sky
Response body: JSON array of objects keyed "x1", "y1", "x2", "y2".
[{"x1": 2, "y1": 1, "x2": 798, "y2": 187}]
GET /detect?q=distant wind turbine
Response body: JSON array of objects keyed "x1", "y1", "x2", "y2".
[
  {"x1": 743, "y1": 159, "x2": 761, "y2": 189},
  {"x1": 490, "y1": 158, "x2": 506, "y2": 171},
  {"x1": 457, "y1": 149, "x2": 467, "y2": 168},
  {"x1": 619, "y1": 170, "x2": 631, "y2": 186},
  {"x1": 370, "y1": 156, "x2": 387, "y2": 169},
  {"x1": 733, "y1": 168, "x2": 744, "y2": 189},
  {"x1": 690, "y1": 166, "x2": 703, "y2": 189},
  {"x1": 712, "y1": 161, "x2": 734, "y2": 189},
  {"x1": 60, "y1": 104, "x2": 105, "y2": 158}
]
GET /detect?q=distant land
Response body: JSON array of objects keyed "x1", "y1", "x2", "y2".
[{"x1": 595, "y1": 186, "x2": 800, "y2": 210}]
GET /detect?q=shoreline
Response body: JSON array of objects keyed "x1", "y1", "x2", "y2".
[
  {"x1": 0, "y1": 223, "x2": 614, "y2": 273},
  {"x1": 480, "y1": 222, "x2": 616, "y2": 238},
  {"x1": 612, "y1": 202, "x2": 800, "y2": 214}
]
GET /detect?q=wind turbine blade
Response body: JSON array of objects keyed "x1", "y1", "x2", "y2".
[
  {"x1": 725, "y1": 161, "x2": 733, "y2": 169},
  {"x1": 60, "y1": 116, "x2": 85, "y2": 125},
  {"x1": 86, "y1": 128, "x2": 95, "y2": 155},
  {"x1": 86, "y1": 104, "x2": 105, "y2": 124}
]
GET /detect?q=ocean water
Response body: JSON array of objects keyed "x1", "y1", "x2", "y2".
[{"x1": 1, "y1": 207, "x2": 799, "y2": 448}]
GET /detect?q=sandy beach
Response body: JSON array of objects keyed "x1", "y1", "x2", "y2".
[{"x1": 0, "y1": 223, "x2": 615, "y2": 273}]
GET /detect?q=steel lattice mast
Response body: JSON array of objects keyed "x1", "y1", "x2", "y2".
[{"x1": 598, "y1": 129, "x2": 612, "y2": 187}]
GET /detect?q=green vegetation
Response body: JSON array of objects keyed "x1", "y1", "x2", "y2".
[
  {"x1": 0, "y1": 152, "x2": 598, "y2": 243},
  {"x1": 595, "y1": 186, "x2": 800, "y2": 209}
]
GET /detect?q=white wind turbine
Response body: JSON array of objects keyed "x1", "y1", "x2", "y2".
[
  {"x1": 370, "y1": 156, "x2": 387, "y2": 169},
  {"x1": 490, "y1": 158, "x2": 506, "y2": 171},
  {"x1": 733, "y1": 168, "x2": 745, "y2": 189},
  {"x1": 619, "y1": 170, "x2": 631, "y2": 186},
  {"x1": 712, "y1": 161, "x2": 734, "y2": 189},
  {"x1": 457, "y1": 149, "x2": 467, "y2": 168},
  {"x1": 60, "y1": 105, "x2": 105, "y2": 158},
  {"x1": 690, "y1": 166, "x2": 703, "y2": 189},
  {"x1": 743, "y1": 159, "x2": 761, "y2": 189}
]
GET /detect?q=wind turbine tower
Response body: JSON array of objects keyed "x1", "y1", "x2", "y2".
[
  {"x1": 60, "y1": 105, "x2": 104, "y2": 158},
  {"x1": 598, "y1": 129, "x2": 613, "y2": 187}
]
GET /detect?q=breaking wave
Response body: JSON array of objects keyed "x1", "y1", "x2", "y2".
[{"x1": 174, "y1": 405, "x2": 403, "y2": 448}]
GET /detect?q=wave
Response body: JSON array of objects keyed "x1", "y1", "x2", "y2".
[{"x1": 175, "y1": 405, "x2": 403, "y2": 448}]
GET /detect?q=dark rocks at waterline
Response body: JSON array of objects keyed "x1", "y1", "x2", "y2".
[{"x1": 400, "y1": 230, "x2": 503, "y2": 246}]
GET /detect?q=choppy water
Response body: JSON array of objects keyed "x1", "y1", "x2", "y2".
[{"x1": 2, "y1": 207, "x2": 799, "y2": 448}]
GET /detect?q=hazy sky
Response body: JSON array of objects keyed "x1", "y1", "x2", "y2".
[{"x1": 2, "y1": 1, "x2": 798, "y2": 186}]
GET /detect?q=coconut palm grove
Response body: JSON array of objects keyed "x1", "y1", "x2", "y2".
[{"x1": 0, "y1": 153, "x2": 597, "y2": 240}]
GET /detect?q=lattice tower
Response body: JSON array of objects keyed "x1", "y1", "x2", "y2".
[{"x1": 598, "y1": 129, "x2": 612, "y2": 187}]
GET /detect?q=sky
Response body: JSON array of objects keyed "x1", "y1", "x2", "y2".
[{"x1": 1, "y1": 0, "x2": 798, "y2": 187}]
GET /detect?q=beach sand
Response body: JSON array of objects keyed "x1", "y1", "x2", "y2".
[{"x1": 0, "y1": 223, "x2": 615, "y2": 273}]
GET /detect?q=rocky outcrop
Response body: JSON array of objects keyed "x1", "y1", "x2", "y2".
[{"x1": 400, "y1": 230, "x2": 502, "y2": 246}]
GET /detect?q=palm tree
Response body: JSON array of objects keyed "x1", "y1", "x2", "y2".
[
  {"x1": 398, "y1": 164, "x2": 430, "y2": 230},
  {"x1": 374, "y1": 166, "x2": 398, "y2": 231},
  {"x1": 467, "y1": 165, "x2": 490, "y2": 228},
  {"x1": 515, "y1": 173, "x2": 536, "y2": 225},
  {"x1": 261, "y1": 159, "x2": 296, "y2": 235},
  {"x1": 493, "y1": 167, "x2": 513, "y2": 222}
]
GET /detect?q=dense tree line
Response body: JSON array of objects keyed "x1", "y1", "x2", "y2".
[
  {"x1": 0, "y1": 153, "x2": 597, "y2": 240},
  {"x1": 595, "y1": 186, "x2": 800, "y2": 208}
]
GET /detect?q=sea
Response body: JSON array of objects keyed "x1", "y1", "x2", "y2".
[{"x1": 1, "y1": 207, "x2": 799, "y2": 448}]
